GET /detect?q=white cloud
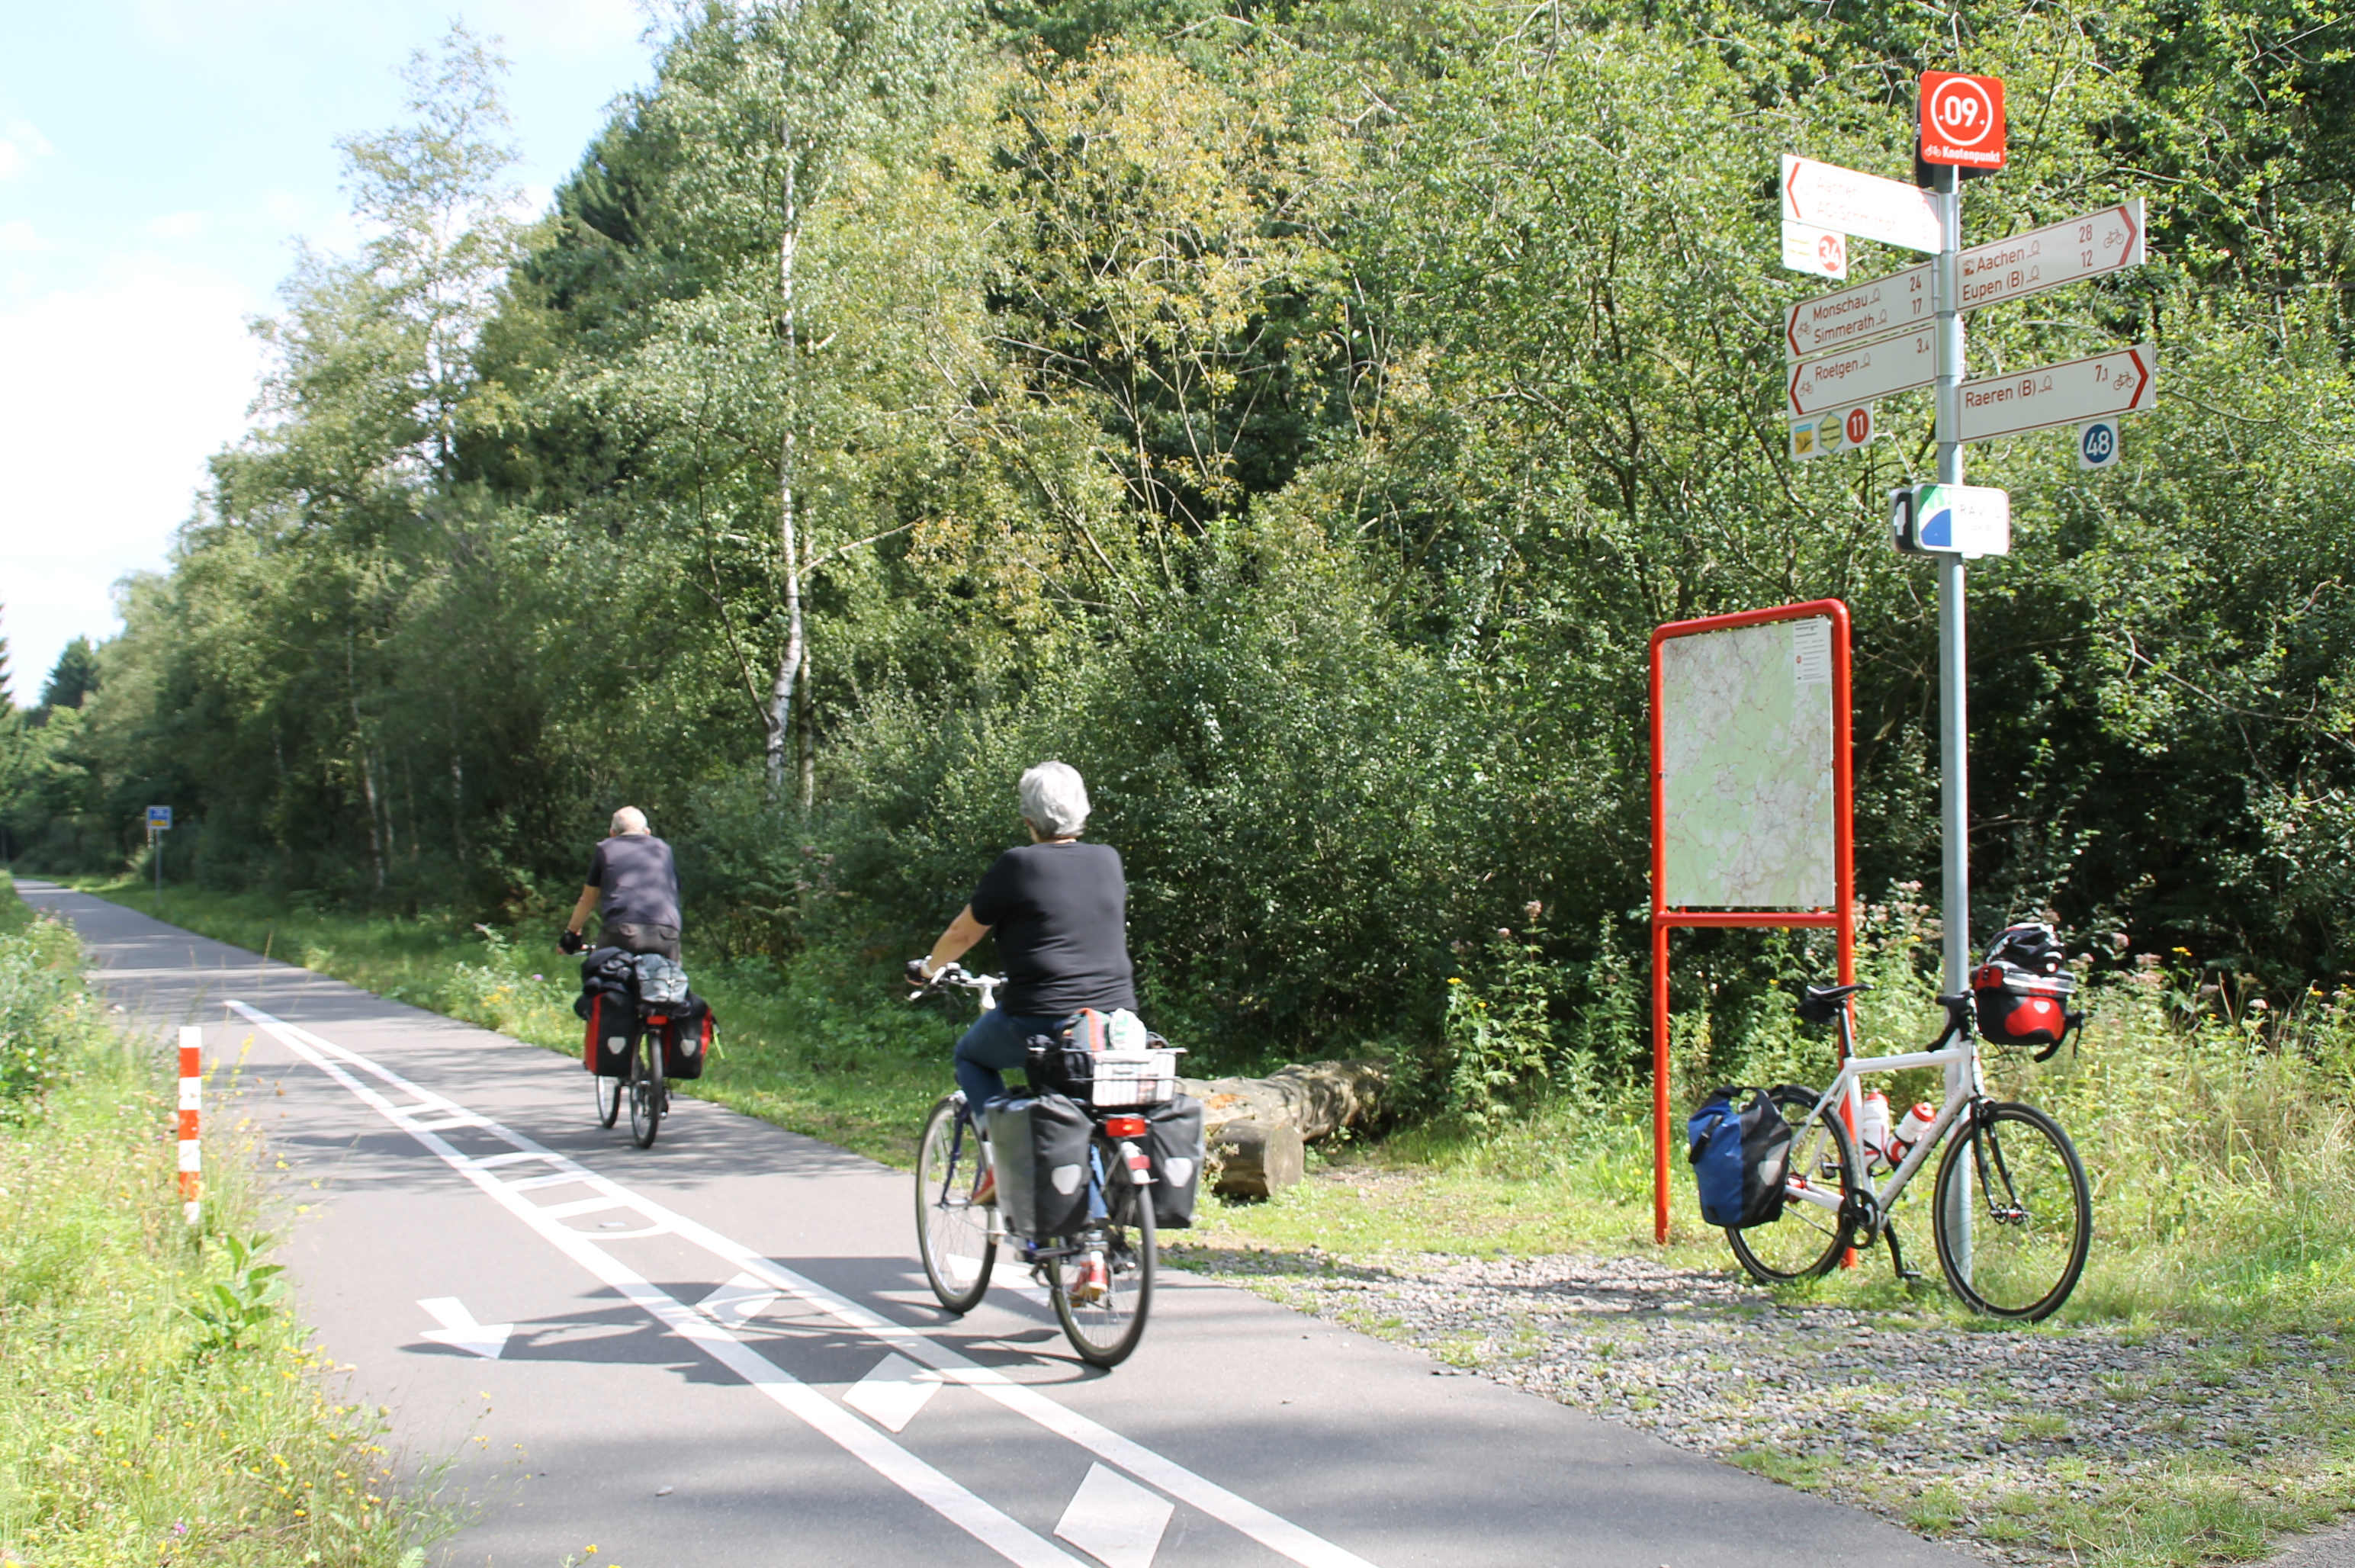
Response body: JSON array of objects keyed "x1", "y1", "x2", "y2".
[
  {"x1": 0, "y1": 117, "x2": 54, "y2": 182},
  {"x1": 140, "y1": 211, "x2": 210, "y2": 241},
  {"x1": 0, "y1": 258, "x2": 266, "y2": 689},
  {"x1": 0, "y1": 220, "x2": 54, "y2": 256}
]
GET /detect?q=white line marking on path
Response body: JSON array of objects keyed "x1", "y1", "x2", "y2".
[
  {"x1": 845, "y1": 1352, "x2": 946, "y2": 1434},
  {"x1": 698, "y1": 1274, "x2": 780, "y2": 1328},
  {"x1": 230, "y1": 1002, "x2": 1082, "y2": 1568},
  {"x1": 230, "y1": 1001, "x2": 1382, "y2": 1568},
  {"x1": 416, "y1": 1297, "x2": 513, "y2": 1360},
  {"x1": 1057, "y1": 1464, "x2": 1175, "y2": 1568}
]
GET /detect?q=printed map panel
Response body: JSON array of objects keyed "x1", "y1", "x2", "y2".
[{"x1": 1659, "y1": 618, "x2": 1835, "y2": 909}]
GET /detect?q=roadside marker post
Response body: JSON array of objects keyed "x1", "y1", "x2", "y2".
[{"x1": 178, "y1": 1026, "x2": 201, "y2": 1226}]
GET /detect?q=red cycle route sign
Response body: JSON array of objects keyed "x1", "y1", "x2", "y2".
[{"x1": 1920, "y1": 71, "x2": 2006, "y2": 169}]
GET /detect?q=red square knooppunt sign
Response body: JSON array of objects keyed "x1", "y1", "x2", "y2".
[{"x1": 1920, "y1": 72, "x2": 2006, "y2": 169}]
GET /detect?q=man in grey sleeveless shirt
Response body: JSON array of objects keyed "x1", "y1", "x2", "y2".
[{"x1": 561, "y1": 807, "x2": 683, "y2": 960}]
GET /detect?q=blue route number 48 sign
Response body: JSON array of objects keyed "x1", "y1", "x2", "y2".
[{"x1": 2078, "y1": 418, "x2": 2121, "y2": 471}]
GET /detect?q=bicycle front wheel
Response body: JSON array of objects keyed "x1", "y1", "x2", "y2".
[
  {"x1": 1049, "y1": 1136, "x2": 1155, "y2": 1368},
  {"x1": 1726, "y1": 1084, "x2": 1860, "y2": 1284},
  {"x1": 628, "y1": 1033, "x2": 662, "y2": 1149},
  {"x1": 915, "y1": 1096, "x2": 995, "y2": 1314},
  {"x1": 1933, "y1": 1100, "x2": 2090, "y2": 1321}
]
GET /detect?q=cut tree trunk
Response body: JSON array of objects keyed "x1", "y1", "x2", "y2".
[{"x1": 1178, "y1": 1061, "x2": 1387, "y2": 1199}]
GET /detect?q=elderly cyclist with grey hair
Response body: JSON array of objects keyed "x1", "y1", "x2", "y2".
[
  {"x1": 560, "y1": 806, "x2": 684, "y2": 961},
  {"x1": 912, "y1": 761, "x2": 1136, "y2": 1117}
]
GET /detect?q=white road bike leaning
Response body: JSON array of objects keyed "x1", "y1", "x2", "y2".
[
  {"x1": 1727, "y1": 982, "x2": 2092, "y2": 1322},
  {"x1": 909, "y1": 966, "x2": 1167, "y2": 1368}
]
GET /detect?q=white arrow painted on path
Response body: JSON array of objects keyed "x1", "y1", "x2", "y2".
[{"x1": 417, "y1": 1297, "x2": 513, "y2": 1360}]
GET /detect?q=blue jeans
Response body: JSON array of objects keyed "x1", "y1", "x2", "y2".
[{"x1": 953, "y1": 1008, "x2": 1063, "y2": 1110}]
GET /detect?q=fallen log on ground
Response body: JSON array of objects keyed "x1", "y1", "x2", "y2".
[{"x1": 1177, "y1": 1060, "x2": 1388, "y2": 1199}]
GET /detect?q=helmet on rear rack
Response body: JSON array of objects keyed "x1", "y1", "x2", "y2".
[{"x1": 1971, "y1": 923, "x2": 2084, "y2": 1053}]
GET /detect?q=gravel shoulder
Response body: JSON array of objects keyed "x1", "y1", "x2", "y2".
[{"x1": 1169, "y1": 1243, "x2": 2355, "y2": 1566}]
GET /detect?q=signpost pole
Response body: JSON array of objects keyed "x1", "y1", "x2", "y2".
[{"x1": 1929, "y1": 160, "x2": 1975, "y2": 1273}]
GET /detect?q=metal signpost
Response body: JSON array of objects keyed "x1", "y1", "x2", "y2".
[
  {"x1": 146, "y1": 805, "x2": 172, "y2": 905},
  {"x1": 1761, "y1": 72, "x2": 2156, "y2": 1270}
]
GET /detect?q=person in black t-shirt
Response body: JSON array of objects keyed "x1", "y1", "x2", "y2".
[
  {"x1": 914, "y1": 761, "x2": 1135, "y2": 1110},
  {"x1": 561, "y1": 807, "x2": 683, "y2": 960}
]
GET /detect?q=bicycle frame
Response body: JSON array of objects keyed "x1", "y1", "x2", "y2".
[{"x1": 1788, "y1": 1005, "x2": 1983, "y2": 1232}]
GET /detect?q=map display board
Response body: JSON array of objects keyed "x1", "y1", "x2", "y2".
[
  {"x1": 1657, "y1": 616, "x2": 1836, "y2": 909},
  {"x1": 1648, "y1": 600, "x2": 1855, "y2": 1244}
]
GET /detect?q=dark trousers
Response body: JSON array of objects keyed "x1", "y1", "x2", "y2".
[{"x1": 605, "y1": 922, "x2": 682, "y2": 962}]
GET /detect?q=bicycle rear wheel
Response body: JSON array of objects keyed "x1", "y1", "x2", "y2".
[
  {"x1": 1933, "y1": 1100, "x2": 2090, "y2": 1321},
  {"x1": 1049, "y1": 1136, "x2": 1154, "y2": 1368},
  {"x1": 628, "y1": 1033, "x2": 662, "y2": 1149},
  {"x1": 1726, "y1": 1084, "x2": 1859, "y2": 1283},
  {"x1": 915, "y1": 1096, "x2": 995, "y2": 1313},
  {"x1": 596, "y1": 1062, "x2": 623, "y2": 1129}
]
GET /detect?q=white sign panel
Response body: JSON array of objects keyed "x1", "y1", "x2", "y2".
[
  {"x1": 1787, "y1": 325, "x2": 1936, "y2": 416},
  {"x1": 2077, "y1": 419, "x2": 2121, "y2": 470},
  {"x1": 1784, "y1": 201, "x2": 2148, "y2": 361},
  {"x1": 1658, "y1": 618, "x2": 1836, "y2": 910},
  {"x1": 1785, "y1": 265, "x2": 1931, "y2": 358},
  {"x1": 1912, "y1": 483, "x2": 2011, "y2": 557},
  {"x1": 1960, "y1": 199, "x2": 2145, "y2": 313},
  {"x1": 1782, "y1": 154, "x2": 1942, "y2": 255},
  {"x1": 1959, "y1": 342, "x2": 2156, "y2": 442},
  {"x1": 1780, "y1": 220, "x2": 1848, "y2": 279}
]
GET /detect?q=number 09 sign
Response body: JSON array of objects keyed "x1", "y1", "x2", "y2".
[{"x1": 1920, "y1": 71, "x2": 2006, "y2": 170}]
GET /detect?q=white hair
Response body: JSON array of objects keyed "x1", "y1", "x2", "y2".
[
  {"x1": 610, "y1": 806, "x2": 650, "y2": 836},
  {"x1": 1019, "y1": 761, "x2": 1090, "y2": 838}
]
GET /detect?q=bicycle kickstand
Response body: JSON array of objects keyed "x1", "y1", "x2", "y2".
[{"x1": 1881, "y1": 1219, "x2": 1925, "y2": 1285}]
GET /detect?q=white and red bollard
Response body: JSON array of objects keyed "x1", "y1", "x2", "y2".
[{"x1": 177, "y1": 1025, "x2": 201, "y2": 1226}]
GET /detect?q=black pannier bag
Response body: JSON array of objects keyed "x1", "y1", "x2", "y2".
[
  {"x1": 1686, "y1": 1086, "x2": 1791, "y2": 1229},
  {"x1": 581, "y1": 993, "x2": 632, "y2": 1078},
  {"x1": 655, "y1": 993, "x2": 714, "y2": 1081},
  {"x1": 1023, "y1": 1031, "x2": 1094, "y2": 1098},
  {"x1": 1972, "y1": 922, "x2": 2085, "y2": 1060},
  {"x1": 1144, "y1": 1094, "x2": 1204, "y2": 1229},
  {"x1": 985, "y1": 1091, "x2": 1094, "y2": 1240}
]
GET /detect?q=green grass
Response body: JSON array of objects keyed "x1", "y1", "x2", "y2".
[
  {"x1": 0, "y1": 875, "x2": 448, "y2": 1566},
  {"x1": 53, "y1": 876, "x2": 2355, "y2": 1563}
]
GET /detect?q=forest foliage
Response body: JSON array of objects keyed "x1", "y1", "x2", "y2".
[{"x1": 4, "y1": 0, "x2": 2351, "y2": 1078}]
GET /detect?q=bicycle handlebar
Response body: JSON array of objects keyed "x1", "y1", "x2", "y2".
[{"x1": 905, "y1": 962, "x2": 1005, "y2": 1001}]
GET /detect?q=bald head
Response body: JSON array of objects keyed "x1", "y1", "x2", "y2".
[{"x1": 610, "y1": 806, "x2": 650, "y2": 836}]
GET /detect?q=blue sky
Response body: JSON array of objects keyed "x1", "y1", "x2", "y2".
[{"x1": 0, "y1": 0, "x2": 660, "y2": 701}]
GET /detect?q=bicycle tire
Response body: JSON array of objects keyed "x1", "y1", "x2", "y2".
[
  {"x1": 1932, "y1": 1100, "x2": 2090, "y2": 1321},
  {"x1": 915, "y1": 1096, "x2": 995, "y2": 1313},
  {"x1": 628, "y1": 1032, "x2": 662, "y2": 1149},
  {"x1": 1726, "y1": 1084, "x2": 1860, "y2": 1284},
  {"x1": 596, "y1": 1061, "x2": 623, "y2": 1129},
  {"x1": 1049, "y1": 1134, "x2": 1155, "y2": 1368}
]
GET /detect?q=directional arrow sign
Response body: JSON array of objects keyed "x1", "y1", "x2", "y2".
[
  {"x1": 1959, "y1": 199, "x2": 2144, "y2": 313},
  {"x1": 1958, "y1": 342, "x2": 2156, "y2": 442},
  {"x1": 1787, "y1": 201, "x2": 2147, "y2": 360},
  {"x1": 1788, "y1": 323, "x2": 1937, "y2": 416},
  {"x1": 416, "y1": 1296, "x2": 513, "y2": 1360},
  {"x1": 1785, "y1": 265, "x2": 1933, "y2": 359},
  {"x1": 1782, "y1": 154, "x2": 1942, "y2": 254}
]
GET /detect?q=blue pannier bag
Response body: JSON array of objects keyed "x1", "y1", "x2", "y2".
[{"x1": 1687, "y1": 1087, "x2": 1791, "y2": 1229}]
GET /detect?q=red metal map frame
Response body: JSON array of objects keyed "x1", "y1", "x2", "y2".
[{"x1": 1649, "y1": 599, "x2": 1856, "y2": 1244}]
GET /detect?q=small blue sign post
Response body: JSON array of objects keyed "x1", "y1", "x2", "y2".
[{"x1": 145, "y1": 806, "x2": 172, "y2": 904}]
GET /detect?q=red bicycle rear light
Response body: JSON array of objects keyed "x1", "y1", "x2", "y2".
[{"x1": 1104, "y1": 1115, "x2": 1148, "y2": 1139}]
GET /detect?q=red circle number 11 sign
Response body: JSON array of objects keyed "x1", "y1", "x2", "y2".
[{"x1": 1920, "y1": 72, "x2": 2006, "y2": 169}]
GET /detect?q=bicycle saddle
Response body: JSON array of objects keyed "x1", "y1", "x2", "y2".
[{"x1": 1796, "y1": 980, "x2": 1872, "y2": 1026}]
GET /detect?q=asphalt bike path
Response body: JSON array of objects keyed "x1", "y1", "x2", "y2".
[{"x1": 24, "y1": 882, "x2": 1972, "y2": 1568}]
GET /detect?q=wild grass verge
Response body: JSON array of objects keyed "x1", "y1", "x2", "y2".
[{"x1": 0, "y1": 873, "x2": 450, "y2": 1566}]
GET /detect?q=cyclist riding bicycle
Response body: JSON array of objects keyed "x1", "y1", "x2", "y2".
[
  {"x1": 911, "y1": 762, "x2": 1135, "y2": 1216},
  {"x1": 560, "y1": 806, "x2": 683, "y2": 960}
]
